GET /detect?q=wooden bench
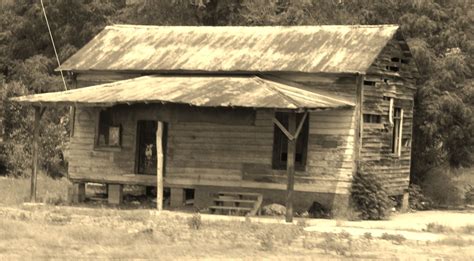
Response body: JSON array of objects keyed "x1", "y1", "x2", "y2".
[{"x1": 209, "y1": 191, "x2": 263, "y2": 216}]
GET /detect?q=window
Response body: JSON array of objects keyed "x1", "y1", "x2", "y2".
[
  {"x1": 272, "y1": 112, "x2": 309, "y2": 171},
  {"x1": 363, "y1": 114, "x2": 381, "y2": 124},
  {"x1": 391, "y1": 107, "x2": 403, "y2": 156},
  {"x1": 96, "y1": 108, "x2": 121, "y2": 147}
]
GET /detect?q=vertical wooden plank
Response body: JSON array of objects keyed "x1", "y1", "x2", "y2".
[
  {"x1": 354, "y1": 74, "x2": 364, "y2": 166},
  {"x1": 30, "y1": 106, "x2": 40, "y2": 202},
  {"x1": 285, "y1": 113, "x2": 296, "y2": 223},
  {"x1": 398, "y1": 109, "x2": 404, "y2": 157},
  {"x1": 156, "y1": 121, "x2": 164, "y2": 211}
]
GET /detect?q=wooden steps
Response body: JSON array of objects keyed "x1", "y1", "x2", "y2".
[{"x1": 209, "y1": 191, "x2": 263, "y2": 216}]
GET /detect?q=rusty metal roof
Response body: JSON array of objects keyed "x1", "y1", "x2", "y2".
[
  {"x1": 58, "y1": 24, "x2": 399, "y2": 74},
  {"x1": 11, "y1": 76, "x2": 354, "y2": 110}
]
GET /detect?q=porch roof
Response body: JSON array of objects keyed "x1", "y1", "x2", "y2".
[{"x1": 10, "y1": 75, "x2": 355, "y2": 110}]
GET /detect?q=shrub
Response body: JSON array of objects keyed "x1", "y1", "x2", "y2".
[
  {"x1": 408, "y1": 184, "x2": 432, "y2": 210},
  {"x1": 380, "y1": 233, "x2": 406, "y2": 244},
  {"x1": 465, "y1": 184, "x2": 474, "y2": 205},
  {"x1": 317, "y1": 232, "x2": 353, "y2": 256},
  {"x1": 421, "y1": 167, "x2": 463, "y2": 207},
  {"x1": 425, "y1": 223, "x2": 454, "y2": 234},
  {"x1": 351, "y1": 171, "x2": 394, "y2": 220},
  {"x1": 187, "y1": 212, "x2": 202, "y2": 230}
]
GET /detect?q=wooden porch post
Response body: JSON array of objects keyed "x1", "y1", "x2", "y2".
[
  {"x1": 30, "y1": 106, "x2": 43, "y2": 202},
  {"x1": 156, "y1": 121, "x2": 164, "y2": 211},
  {"x1": 285, "y1": 113, "x2": 296, "y2": 223}
]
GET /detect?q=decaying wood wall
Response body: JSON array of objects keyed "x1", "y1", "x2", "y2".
[
  {"x1": 67, "y1": 72, "x2": 358, "y2": 195},
  {"x1": 360, "y1": 36, "x2": 417, "y2": 195}
]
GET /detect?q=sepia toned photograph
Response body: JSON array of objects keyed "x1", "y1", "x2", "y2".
[{"x1": 0, "y1": 0, "x2": 473, "y2": 259}]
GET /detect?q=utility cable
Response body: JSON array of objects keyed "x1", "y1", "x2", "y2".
[{"x1": 40, "y1": 0, "x2": 68, "y2": 91}]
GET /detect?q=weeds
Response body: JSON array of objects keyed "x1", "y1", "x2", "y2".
[
  {"x1": 459, "y1": 225, "x2": 474, "y2": 235},
  {"x1": 425, "y1": 223, "x2": 454, "y2": 233},
  {"x1": 380, "y1": 233, "x2": 406, "y2": 244},
  {"x1": 362, "y1": 232, "x2": 373, "y2": 241},
  {"x1": 258, "y1": 230, "x2": 274, "y2": 251},
  {"x1": 188, "y1": 212, "x2": 202, "y2": 230},
  {"x1": 436, "y1": 237, "x2": 473, "y2": 247},
  {"x1": 318, "y1": 232, "x2": 354, "y2": 256}
]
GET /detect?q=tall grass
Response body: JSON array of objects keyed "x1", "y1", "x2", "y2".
[{"x1": 0, "y1": 172, "x2": 69, "y2": 205}]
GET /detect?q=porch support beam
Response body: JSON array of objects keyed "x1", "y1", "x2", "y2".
[
  {"x1": 156, "y1": 121, "x2": 164, "y2": 211},
  {"x1": 30, "y1": 106, "x2": 45, "y2": 202},
  {"x1": 285, "y1": 112, "x2": 297, "y2": 223}
]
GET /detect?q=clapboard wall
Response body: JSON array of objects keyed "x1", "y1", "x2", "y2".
[
  {"x1": 360, "y1": 36, "x2": 417, "y2": 195},
  {"x1": 67, "y1": 72, "x2": 358, "y2": 196}
]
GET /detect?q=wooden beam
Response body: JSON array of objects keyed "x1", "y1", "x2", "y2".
[
  {"x1": 285, "y1": 112, "x2": 296, "y2": 223},
  {"x1": 156, "y1": 121, "x2": 164, "y2": 211},
  {"x1": 272, "y1": 117, "x2": 294, "y2": 140},
  {"x1": 354, "y1": 74, "x2": 364, "y2": 166},
  {"x1": 30, "y1": 106, "x2": 43, "y2": 202}
]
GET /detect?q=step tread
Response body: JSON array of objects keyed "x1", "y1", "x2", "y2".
[
  {"x1": 213, "y1": 198, "x2": 256, "y2": 203},
  {"x1": 217, "y1": 191, "x2": 262, "y2": 197},
  {"x1": 209, "y1": 206, "x2": 253, "y2": 211}
]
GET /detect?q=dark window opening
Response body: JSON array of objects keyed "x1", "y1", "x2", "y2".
[
  {"x1": 383, "y1": 78, "x2": 389, "y2": 83},
  {"x1": 364, "y1": 80, "x2": 376, "y2": 86},
  {"x1": 391, "y1": 57, "x2": 401, "y2": 63},
  {"x1": 184, "y1": 188, "x2": 195, "y2": 205},
  {"x1": 391, "y1": 108, "x2": 402, "y2": 155},
  {"x1": 97, "y1": 108, "x2": 121, "y2": 147},
  {"x1": 272, "y1": 112, "x2": 309, "y2": 171},
  {"x1": 386, "y1": 66, "x2": 400, "y2": 72},
  {"x1": 382, "y1": 96, "x2": 391, "y2": 101},
  {"x1": 401, "y1": 59, "x2": 410, "y2": 64},
  {"x1": 363, "y1": 114, "x2": 382, "y2": 123}
]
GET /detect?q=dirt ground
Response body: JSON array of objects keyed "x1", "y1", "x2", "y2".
[{"x1": 0, "y1": 204, "x2": 473, "y2": 260}]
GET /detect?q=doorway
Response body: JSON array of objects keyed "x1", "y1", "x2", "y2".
[{"x1": 136, "y1": 120, "x2": 168, "y2": 175}]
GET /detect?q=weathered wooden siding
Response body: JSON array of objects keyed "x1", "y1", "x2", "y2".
[
  {"x1": 166, "y1": 108, "x2": 356, "y2": 194},
  {"x1": 361, "y1": 37, "x2": 417, "y2": 195},
  {"x1": 69, "y1": 107, "x2": 356, "y2": 195},
  {"x1": 68, "y1": 107, "x2": 137, "y2": 180},
  {"x1": 68, "y1": 72, "x2": 358, "y2": 195}
]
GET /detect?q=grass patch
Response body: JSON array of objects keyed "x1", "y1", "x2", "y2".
[
  {"x1": 459, "y1": 225, "x2": 474, "y2": 235},
  {"x1": 425, "y1": 223, "x2": 454, "y2": 234},
  {"x1": 436, "y1": 237, "x2": 473, "y2": 247},
  {"x1": 380, "y1": 233, "x2": 406, "y2": 245},
  {"x1": 0, "y1": 174, "x2": 69, "y2": 205}
]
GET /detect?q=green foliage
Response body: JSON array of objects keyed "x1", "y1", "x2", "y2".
[
  {"x1": 407, "y1": 184, "x2": 432, "y2": 210},
  {"x1": 1, "y1": 0, "x2": 472, "y2": 183},
  {"x1": 351, "y1": 171, "x2": 394, "y2": 220},
  {"x1": 421, "y1": 167, "x2": 463, "y2": 207}
]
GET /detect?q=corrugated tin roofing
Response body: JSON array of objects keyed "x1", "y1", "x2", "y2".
[
  {"x1": 11, "y1": 76, "x2": 354, "y2": 110},
  {"x1": 58, "y1": 24, "x2": 400, "y2": 74}
]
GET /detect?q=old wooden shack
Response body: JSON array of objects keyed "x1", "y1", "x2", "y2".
[{"x1": 12, "y1": 25, "x2": 418, "y2": 217}]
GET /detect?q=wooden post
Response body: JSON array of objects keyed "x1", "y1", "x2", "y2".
[
  {"x1": 285, "y1": 113, "x2": 296, "y2": 223},
  {"x1": 156, "y1": 121, "x2": 164, "y2": 211},
  {"x1": 30, "y1": 106, "x2": 41, "y2": 202}
]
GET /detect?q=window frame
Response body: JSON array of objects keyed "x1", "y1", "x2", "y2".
[
  {"x1": 391, "y1": 107, "x2": 403, "y2": 157},
  {"x1": 95, "y1": 108, "x2": 122, "y2": 149},
  {"x1": 272, "y1": 112, "x2": 309, "y2": 171}
]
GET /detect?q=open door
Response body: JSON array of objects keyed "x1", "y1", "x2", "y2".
[{"x1": 136, "y1": 120, "x2": 168, "y2": 175}]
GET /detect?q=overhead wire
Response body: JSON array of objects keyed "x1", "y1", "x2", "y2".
[{"x1": 40, "y1": 0, "x2": 68, "y2": 91}]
